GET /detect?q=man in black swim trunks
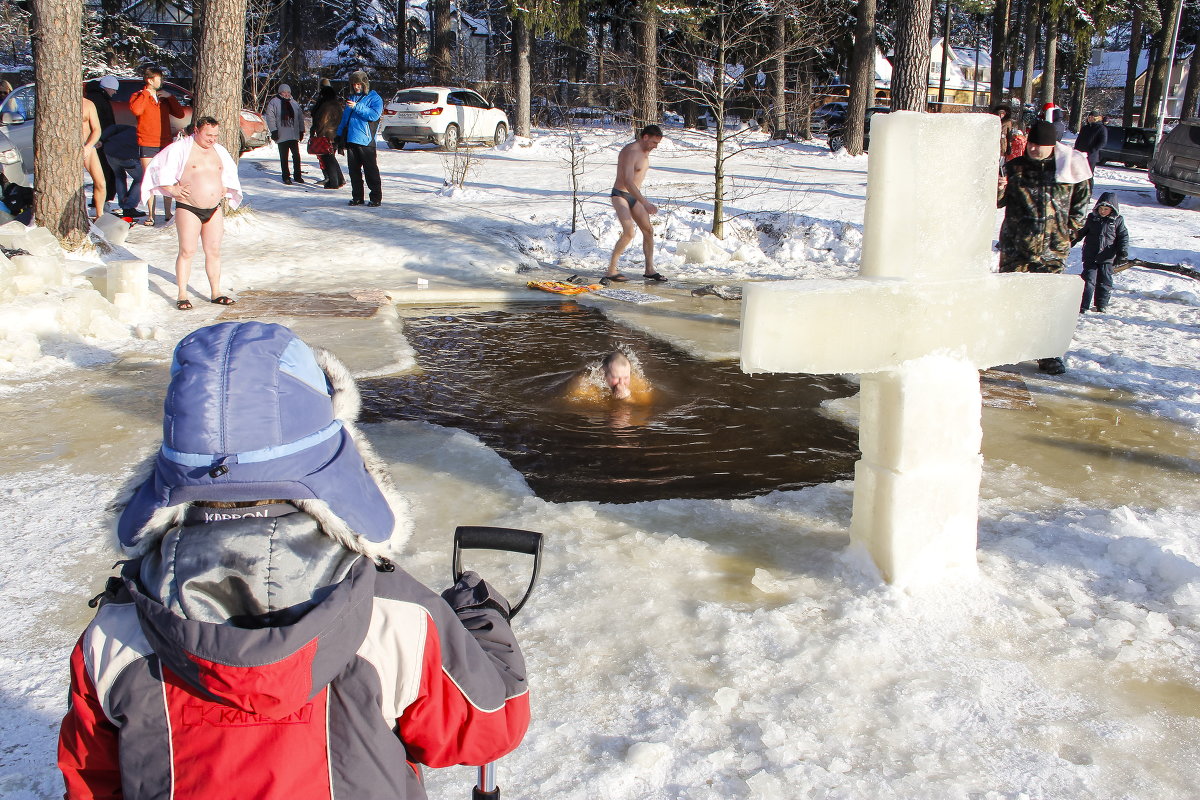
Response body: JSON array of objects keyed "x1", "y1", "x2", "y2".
[
  {"x1": 607, "y1": 124, "x2": 667, "y2": 284},
  {"x1": 144, "y1": 117, "x2": 244, "y2": 309}
]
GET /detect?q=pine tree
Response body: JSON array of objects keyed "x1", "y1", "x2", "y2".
[{"x1": 333, "y1": 0, "x2": 394, "y2": 70}]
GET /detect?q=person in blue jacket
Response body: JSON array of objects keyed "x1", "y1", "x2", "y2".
[{"x1": 336, "y1": 69, "x2": 383, "y2": 207}]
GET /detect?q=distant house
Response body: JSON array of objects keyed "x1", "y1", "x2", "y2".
[
  {"x1": 119, "y1": 0, "x2": 193, "y2": 80},
  {"x1": 1089, "y1": 43, "x2": 1194, "y2": 121}
]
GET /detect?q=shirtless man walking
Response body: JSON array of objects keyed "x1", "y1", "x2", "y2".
[
  {"x1": 142, "y1": 117, "x2": 244, "y2": 309},
  {"x1": 606, "y1": 124, "x2": 666, "y2": 283},
  {"x1": 82, "y1": 96, "x2": 106, "y2": 218}
]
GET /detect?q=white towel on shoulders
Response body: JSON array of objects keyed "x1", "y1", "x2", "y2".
[
  {"x1": 140, "y1": 135, "x2": 243, "y2": 209},
  {"x1": 1054, "y1": 142, "x2": 1092, "y2": 184}
]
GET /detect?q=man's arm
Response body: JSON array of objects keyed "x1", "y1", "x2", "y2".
[
  {"x1": 163, "y1": 92, "x2": 186, "y2": 119},
  {"x1": 82, "y1": 100, "x2": 101, "y2": 149},
  {"x1": 1068, "y1": 180, "x2": 1090, "y2": 235},
  {"x1": 128, "y1": 89, "x2": 148, "y2": 117},
  {"x1": 354, "y1": 92, "x2": 384, "y2": 122},
  {"x1": 616, "y1": 149, "x2": 658, "y2": 213}
]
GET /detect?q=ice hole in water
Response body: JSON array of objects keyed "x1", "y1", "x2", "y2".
[{"x1": 359, "y1": 303, "x2": 860, "y2": 503}]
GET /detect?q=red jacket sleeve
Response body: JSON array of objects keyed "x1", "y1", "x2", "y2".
[
  {"x1": 58, "y1": 635, "x2": 122, "y2": 799},
  {"x1": 127, "y1": 90, "x2": 148, "y2": 118},
  {"x1": 397, "y1": 615, "x2": 530, "y2": 767},
  {"x1": 165, "y1": 94, "x2": 186, "y2": 119}
]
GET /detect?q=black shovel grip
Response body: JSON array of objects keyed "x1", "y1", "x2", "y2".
[
  {"x1": 455, "y1": 526, "x2": 543, "y2": 557},
  {"x1": 453, "y1": 526, "x2": 544, "y2": 618}
]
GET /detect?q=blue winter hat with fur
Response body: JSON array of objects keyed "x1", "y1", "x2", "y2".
[{"x1": 117, "y1": 322, "x2": 407, "y2": 555}]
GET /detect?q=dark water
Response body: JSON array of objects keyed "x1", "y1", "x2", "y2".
[{"x1": 359, "y1": 304, "x2": 860, "y2": 503}]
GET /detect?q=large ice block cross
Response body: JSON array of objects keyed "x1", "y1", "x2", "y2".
[{"x1": 740, "y1": 112, "x2": 1081, "y2": 587}]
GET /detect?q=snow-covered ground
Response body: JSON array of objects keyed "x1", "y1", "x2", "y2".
[{"x1": 2, "y1": 124, "x2": 1199, "y2": 799}]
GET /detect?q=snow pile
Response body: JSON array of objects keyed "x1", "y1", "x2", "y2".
[{"x1": 0, "y1": 222, "x2": 128, "y2": 374}]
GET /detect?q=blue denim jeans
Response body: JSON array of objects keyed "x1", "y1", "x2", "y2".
[{"x1": 106, "y1": 155, "x2": 144, "y2": 211}]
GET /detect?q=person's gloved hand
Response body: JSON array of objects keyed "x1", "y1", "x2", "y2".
[
  {"x1": 442, "y1": 570, "x2": 512, "y2": 620},
  {"x1": 335, "y1": 136, "x2": 345, "y2": 155},
  {"x1": 270, "y1": 130, "x2": 278, "y2": 142}
]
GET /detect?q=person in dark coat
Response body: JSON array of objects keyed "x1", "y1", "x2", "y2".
[
  {"x1": 1073, "y1": 192, "x2": 1129, "y2": 313},
  {"x1": 997, "y1": 119, "x2": 1092, "y2": 375},
  {"x1": 309, "y1": 80, "x2": 345, "y2": 189},
  {"x1": 86, "y1": 76, "x2": 119, "y2": 204},
  {"x1": 1074, "y1": 110, "x2": 1108, "y2": 173},
  {"x1": 100, "y1": 123, "x2": 145, "y2": 217}
]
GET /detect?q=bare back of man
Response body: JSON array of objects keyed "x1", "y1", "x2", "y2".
[
  {"x1": 164, "y1": 123, "x2": 231, "y2": 308},
  {"x1": 81, "y1": 97, "x2": 105, "y2": 218},
  {"x1": 607, "y1": 126, "x2": 665, "y2": 282}
]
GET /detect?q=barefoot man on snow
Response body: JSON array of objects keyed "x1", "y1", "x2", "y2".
[
  {"x1": 143, "y1": 116, "x2": 243, "y2": 310},
  {"x1": 605, "y1": 124, "x2": 667, "y2": 284}
]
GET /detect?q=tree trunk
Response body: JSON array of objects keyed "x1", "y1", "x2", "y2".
[
  {"x1": 1020, "y1": 1, "x2": 1038, "y2": 107},
  {"x1": 512, "y1": 13, "x2": 531, "y2": 137},
  {"x1": 891, "y1": 0, "x2": 934, "y2": 111},
  {"x1": 1042, "y1": 10, "x2": 1057, "y2": 107},
  {"x1": 634, "y1": 0, "x2": 658, "y2": 129},
  {"x1": 1144, "y1": 33, "x2": 1166, "y2": 128},
  {"x1": 431, "y1": 0, "x2": 452, "y2": 85},
  {"x1": 30, "y1": 0, "x2": 87, "y2": 244},
  {"x1": 1068, "y1": 32, "x2": 1090, "y2": 131},
  {"x1": 769, "y1": 6, "x2": 787, "y2": 138},
  {"x1": 193, "y1": 0, "x2": 249, "y2": 159},
  {"x1": 1123, "y1": 8, "x2": 1144, "y2": 125},
  {"x1": 712, "y1": 13, "x2": 727, "y2": 239},
  {"x1": 396, "y1": 0, "x2": 408, "y2": 84},
  {"x1": 1182, "y1": 49, "x2": 1200, "y2": 119},
  {"x1": 845, "y1": 0, "x2": 876, "y2": 153},
  {"x1": 937, "y1": 2, "x2": 951, "y2": 105},
  {"x1": 795, "y1": 58, "x2": 813, "y2": 139},
  {"x1": 1145, "y1": 0, "x2": 1183, "y2": 128},
  {"x1": 990, "y1": 0, "x2": 1010, "y2": 105}
]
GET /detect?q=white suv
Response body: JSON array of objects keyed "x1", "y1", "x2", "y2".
[{"x1": 379, "y1": 87, "x2": 509, "y2": 151}]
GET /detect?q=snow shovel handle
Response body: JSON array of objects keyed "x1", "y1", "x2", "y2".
[
  {"x1": 453, "y1": 527, "x2": 544, "y2": 800},
  {"x1": 452, "y1": 526, "x2": 544, "y2": 619}
]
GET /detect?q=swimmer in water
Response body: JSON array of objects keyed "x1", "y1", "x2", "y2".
[{"x1": 564, "y1": 350, "x2": 652, "y2": 405}]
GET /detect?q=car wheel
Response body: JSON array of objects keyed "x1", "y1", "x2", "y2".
[
  {"x1": 1155, "y1": 185, "x2": 1186, "y2": 206},
  {"x1": 387, "y1": 138, "x2": 406, "y2": 150},
  {"x1": 440, "y1": 124, "x2": 460, "y2": 151},
  {"x1": 828, "y1": 134, "x2": 844, "y2": 153},
  {"x1": 493, "y1": 123, "x2": 508, "y2": 147}
]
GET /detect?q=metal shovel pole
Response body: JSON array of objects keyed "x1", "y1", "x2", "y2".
[{"x1": 453, "y1": 525, "x2": 544, "y2": 800}]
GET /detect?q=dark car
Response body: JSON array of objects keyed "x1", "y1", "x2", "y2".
[
  {"x1": 1149, "y1": 119, "x2": 1200, "y2": 206},
  {"x1": 826, "y1": 106, "x2": 891, "y2": 152},
  {"x1": 1097, "y1": 125, "x2": 1154, "y2": 169},
  {"x1": 811, "y1": 101, "x2": 847, "y2": 133}
]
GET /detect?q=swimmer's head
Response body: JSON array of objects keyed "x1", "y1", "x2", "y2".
[{"x1": 601, "y1": 351, "x2": 632, "y2": 399}]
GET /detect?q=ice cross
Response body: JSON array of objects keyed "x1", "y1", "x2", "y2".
[{"x1": 740, "y1": 112, "x2": 1081, "y2": 587}]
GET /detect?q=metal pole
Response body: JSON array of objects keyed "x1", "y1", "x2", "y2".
[{"x1": 1153, "y1": 0, "x2": 1185, "y2": 155}]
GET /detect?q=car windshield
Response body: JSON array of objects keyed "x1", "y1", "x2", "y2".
[{"x1": 393, "y1": 91, "x2": 439, "y2": 104}]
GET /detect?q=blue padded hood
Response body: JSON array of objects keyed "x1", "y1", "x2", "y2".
[{"x1": 118, "y1": 322, "x2": 399, "y2": 549}]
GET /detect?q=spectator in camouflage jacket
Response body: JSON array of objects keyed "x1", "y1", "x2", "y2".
[{"x1": 997, "y1": 120, "x2": 1091, "y2": 274}]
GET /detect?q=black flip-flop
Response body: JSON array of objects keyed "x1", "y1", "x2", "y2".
[
  {"x1": 643, "y1": 273, "x2": 668, "y2": 282},
  {"x1": 176, "y1": 299, "x2": 193, "y2": 311},
  {"x1": 601, "y1": 273, "x2": 630, "y2": 283},
  {"x1": 210, "y1": 295, "x2": 236, "y2": 306}
]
